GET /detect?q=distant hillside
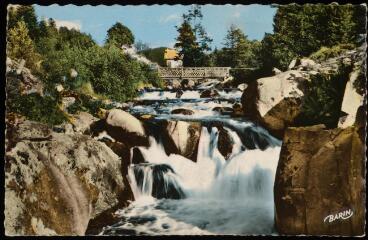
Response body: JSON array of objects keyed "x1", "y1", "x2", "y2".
[{"x1": 139, "y1": 47, "x2": 167, "y2": 66}]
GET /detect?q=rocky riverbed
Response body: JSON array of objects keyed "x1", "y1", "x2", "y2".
[{"x1": 5, "y1": 45, "x2": 366, "y2": 236}]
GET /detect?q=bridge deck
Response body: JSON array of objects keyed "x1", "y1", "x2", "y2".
[{"x1": 158, "y1": 67, "x2": 231, "y2": 79}]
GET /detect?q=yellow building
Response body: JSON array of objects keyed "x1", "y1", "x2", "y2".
[
  {"x1": 164, "y1": 48, "x2": 181, "y2": 60},
  {"x1": 164, "y1": 48, "x2": 183, "y2": 68}
]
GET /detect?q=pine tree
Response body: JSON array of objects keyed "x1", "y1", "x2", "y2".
[
  {"x1": 174, "y1": 19, "x2": 201, "y2": 67},
  {"x1": 174, "y1": 5, "x2": 212, "y2": 66},
  {"x1": 221, "y1": 25, "x2": 255, "y2": 68},
  {"x1": 8, "y1": 5, "x2": 40, "y2": 41},
  {"x1": 7, "y1": 20, "x2": 40, "y2": 71}
]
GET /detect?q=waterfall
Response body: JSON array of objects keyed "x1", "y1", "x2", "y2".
[{"x1": 104, "y1": 123, "x2": 282, "y2": 235}]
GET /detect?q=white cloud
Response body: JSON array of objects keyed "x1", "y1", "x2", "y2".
[
  {"x1": 159, "y1": 14, "x2": 181, "y2": 23},
  {"x1": 53, "y1": 19, "x2": 82, "y2": 31}
]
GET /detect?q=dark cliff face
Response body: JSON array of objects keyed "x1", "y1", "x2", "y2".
[{"x1": 274, "y1": 125, "x2": 365, "y2": 236}]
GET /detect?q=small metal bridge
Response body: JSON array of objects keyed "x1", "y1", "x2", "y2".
[{"x1": 158, "y1": 67, "x2": 231, "y2": 80}]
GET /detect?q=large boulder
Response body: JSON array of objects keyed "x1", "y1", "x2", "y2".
[
  {"x1": 91, "y1": 109, "x2": 148, "y2": 147},
  {"x1": 241, "y1": 70, "x2": 307, "y2": 139},
  {"x1": 274, "y1": 125, "x2": 365, "y2": 235},
  {"x1": 161, "y1": 121, "x2": 201, "y2": 161},
  {"x1": 5, "y1": 121, "x2": 133, "y2": 236},
  {"x1": 106, "y1": 109, "x2": 145, "y2": 137}
]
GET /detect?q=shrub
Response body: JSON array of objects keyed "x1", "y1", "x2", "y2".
[
  {"x1": 41, "y1": 44, "x2": 163, "y2": 102},
  {"x1": 7, "y1": 93, "x2": 67, "y2": 125},
  {"x1": 309, "y1": 44, "x2": 355, "y2": 62},
  {"x1": 296, "y1": 62, "x2": 353, "y2": 128},
  {"x1": 66, "y1": 93, "x2": 114, "y2": 117}
]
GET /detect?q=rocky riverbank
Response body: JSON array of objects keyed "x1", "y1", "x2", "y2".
[
  {"x1": 5, "y1": 44, "x2": 366, "y2": 236},
  {"x1": 241, "y1": 46, "x2": 366, "y2": 235}
]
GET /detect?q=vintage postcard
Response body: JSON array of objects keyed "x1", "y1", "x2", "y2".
[{"x1": 4, "y1": 1, "x2": 367, "y2": 236}]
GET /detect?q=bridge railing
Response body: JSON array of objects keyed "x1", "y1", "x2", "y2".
[{"x1": 158, "y1": 67, "x2": 230, "y2": 79}]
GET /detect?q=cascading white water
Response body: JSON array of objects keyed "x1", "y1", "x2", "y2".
[{"x1": 101, "y1": 124, "x2": 281, "y2": 235}]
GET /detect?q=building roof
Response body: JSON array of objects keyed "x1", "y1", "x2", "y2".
[{"x1": 164, "y1": 48, "x2": 179, "y2": 60}]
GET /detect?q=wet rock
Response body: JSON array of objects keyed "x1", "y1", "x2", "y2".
[
  {"x1": 5, "y1": 121, "x2": 133, "y2": 235},
  {"x1": 216, "y1": 76, "x2": 234, "y2": 89},
  {"x1": 231, "y1": 103, "x2": 243, "y2": 117},
  {"x1": 200, "y1": 88, "x2": 220, "y2": 98},
  {"x1": 162, "y1": 121, "x2": 201, "y2": 162},
  {"x1": 131, "y1": 147, "x2": 146, "y2": 164},
  {"x1": 212, "y1": 106, "x2": 233, "y2": 115},
  {"x1": 171, "y1": 108, "x2": 194, "y2": 115},
  {"x1": 237, "y1": 83, "x2": 248, "y2": 91},
  {"x1": 175, "y1": 89, "x2": 183, "y2": 98},
  {"x1": 274, "y1": 126, "x2": 365, "y2": 235},
  {"x1": 217, "y1": 127, "x2": 233, "y2": 160}
]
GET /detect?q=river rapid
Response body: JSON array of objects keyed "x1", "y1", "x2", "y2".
[{"x1": 99, "y1": 84, "x2": 282, "y2": 235}]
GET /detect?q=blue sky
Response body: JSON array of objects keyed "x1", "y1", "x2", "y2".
[{"x1": 34, "y1": 4, "x2": 276, "y2": 49}]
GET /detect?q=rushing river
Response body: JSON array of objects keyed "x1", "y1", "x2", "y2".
[{"x1": 99, "y1": 87, "x2": 282, "y2": 235}]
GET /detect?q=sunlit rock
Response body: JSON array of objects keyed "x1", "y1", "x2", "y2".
[{"x1": 5, "y1": 121, "x2": 133, "y2": 235}]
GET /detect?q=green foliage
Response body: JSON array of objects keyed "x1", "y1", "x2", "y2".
[
  {"x1": 175, "y1": 20, "x2": 201, "y2": 67},
  {"x1": 41, "y1": 44, "x2": 161, "y2": 102},
  {"x1": 67, "y1": 94, "x2": 114, "y2": 117},
  {"x1": 7, "y1": 20, "x2": 41, "y2": 72},
  {"x1": 353, "y1": 64, "x2": 367, "y2": 96},
  {"x1": 8, "y1": 5, "x2": 40, "y2": 41},
  {"x1": 214, "y1": 25, "x2": 261, "y2": 69},
  {"x1": 309, "y1": 44, "x2": 355, "y2": 62},
  {"x1": 174, "y1": 5, "x2": 213, "y2": 67},
  {"x1": 297, "y1": 63, "x2": 353, "y2": 128},
  {"x1": 140, "y1": 47, "x2": 167, "y2": 66},
  {"x1": 105, "y1": 22, "x2": 135, "y2": 48},
  {"x1": 7, "y1": 93, "x2": 67, "y2": 125},
  {"x1": 258, "y1": 4, "x2": 366, "y2": 72}
]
